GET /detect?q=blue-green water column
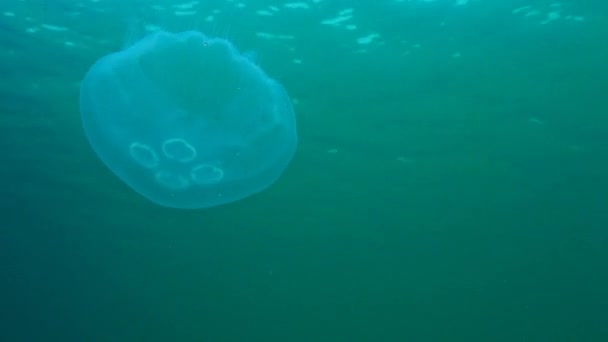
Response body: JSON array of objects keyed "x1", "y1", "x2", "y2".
[{"x1": 79, "y1": 31, "x2": 297, "y2": 209}]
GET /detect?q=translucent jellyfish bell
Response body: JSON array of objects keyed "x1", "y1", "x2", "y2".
[{"x1": 79, "y1": 30, "x2": 297, "y2": 209}]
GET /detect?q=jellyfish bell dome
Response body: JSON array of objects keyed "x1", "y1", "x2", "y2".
[{"x1": 79, "y1": 30, "x2": 297, "y2": 209}]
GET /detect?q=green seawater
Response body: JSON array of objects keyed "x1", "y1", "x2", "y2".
[{"x1": 1, "y1": 0, "x2": 607, "y2": 341}]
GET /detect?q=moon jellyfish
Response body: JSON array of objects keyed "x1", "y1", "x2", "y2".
[{"x1": 79, "y1": 30, "x2": 297, "y2": 209}]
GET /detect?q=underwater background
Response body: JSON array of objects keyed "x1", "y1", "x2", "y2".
[{"x1": 1, "y1": 0, "x2": 607, "y2": 341}]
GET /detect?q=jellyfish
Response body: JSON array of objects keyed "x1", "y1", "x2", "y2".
[{"x1": 79, "y1": 30, "x2": 297, "y2": 209}]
